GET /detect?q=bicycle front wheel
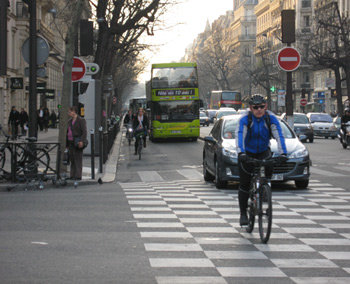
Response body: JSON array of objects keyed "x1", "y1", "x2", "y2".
[{"x1": 258, "y1": 184, "x2": 272, "y2": 243}]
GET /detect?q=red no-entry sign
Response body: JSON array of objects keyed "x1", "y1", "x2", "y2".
[
  {"x1": 62, "y1": 57, "x2": 86, "y2": 82},
  {"x1": 300, "y1": 98, "x2": 307, "y2": 106},
  {"x1": 277, "y1": 47, "x2": 301, "y2": 72}
]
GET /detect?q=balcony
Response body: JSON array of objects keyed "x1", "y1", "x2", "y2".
[
  {"x1": 37, "y1": 20, "x2": 54, "y2": 43},
  {"x1": 239, "y1": 34, "x2": 256, "y2": 41},
  {"x1": 240, "y1": 16, "x2": 256, "y2": 23}
]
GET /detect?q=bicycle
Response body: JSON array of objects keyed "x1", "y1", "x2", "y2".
[
  {"x1": 0, "y1": 125, "x2": 50, "y2": 182},
  {"x1": 241, "y1": 156, "x2": 281, "y2": 243},
  {"x1": 134, "y1": 129, "x2": 145, "y2": 160},
  {"x1": 125, "y1": 123, "x2": 133, "y2": 146}
]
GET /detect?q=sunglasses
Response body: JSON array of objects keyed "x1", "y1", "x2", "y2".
[{"x1": 252, "y1": 105, "x2": 265, "y2": 110}]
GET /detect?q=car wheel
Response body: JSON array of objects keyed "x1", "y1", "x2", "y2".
[
  {"x1": 332, "y1": 137, "x2": 336, "y2": 139},
  {"x1": 309, "y1": 137, "x2": 314, "y2": 143},
  {"x1": 325, "y1": 136, "x2": 329, "y2": 139},
  {"x1": 215, "y1": 160, "x2": 227, "y2": 189},
  {"x1": 203, "y1": 158, "x2": 214, "y2": 182},
  {"x1": 295, "y1": 180, "x2": 309, "y2": 189}
]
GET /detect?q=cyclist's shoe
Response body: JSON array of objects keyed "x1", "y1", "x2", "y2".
[{"x1": 240, "y1": 213, "x2": 248, "y2": 226}]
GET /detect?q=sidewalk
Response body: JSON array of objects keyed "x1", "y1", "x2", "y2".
[{"x1": 0, "y1": 127, "x2": 122, "y2": 191}]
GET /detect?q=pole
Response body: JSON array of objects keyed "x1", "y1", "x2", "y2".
[
  {"x1": 90, "y1": 129, "x2": 95, "y2": 179},
  {"x1": 285, "y1": 43, "x2": 294, "y2": 129},
  {"x1": 28, "y1": 0, "x2": 37, "y2": 138},
  {"x1": 99, "y1": 126, "x2": 103, "y2": 173}
]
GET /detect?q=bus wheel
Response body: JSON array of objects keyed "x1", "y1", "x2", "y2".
[{"x1": 192, "y1": 137, "x2": 198, "y2": 142}]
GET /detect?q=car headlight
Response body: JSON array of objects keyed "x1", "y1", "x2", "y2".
[
  {"x1": 222, "y1": 147, "x2": 238, "y2": 159},
  {"x1": 288, "y1": 148, "x2": 308, "y2": 159}
]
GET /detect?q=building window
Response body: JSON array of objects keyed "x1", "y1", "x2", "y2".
[
  {"x1": 304, "y1": 15, "x2": 310, "y2": 27},
  {"x1": 303, "y1": 72, "x2": 310, "y2": 83}
]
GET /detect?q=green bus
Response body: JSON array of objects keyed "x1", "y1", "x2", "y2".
[
  {"x1": 129, "y1": 97, "x2": 147, "y2": 114},
  {"x1": 146, "y1": 62, "x2": 200, "y2": 141}
]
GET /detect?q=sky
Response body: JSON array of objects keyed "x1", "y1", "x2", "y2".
[{"x1": 137, "y1": 0, "x2": 233, "y2": 83}]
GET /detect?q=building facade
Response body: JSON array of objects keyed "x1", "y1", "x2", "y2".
[{"x1": 0, "y1": 0, "x2": 65, "y2": 130}]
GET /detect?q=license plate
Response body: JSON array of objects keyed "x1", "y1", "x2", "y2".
[
  {"x1": 271, "y1": 174, "x2": 284, "y2": 181},
  {"x1": 171, "y1": 130, "x2": 181, "y2": 134}
]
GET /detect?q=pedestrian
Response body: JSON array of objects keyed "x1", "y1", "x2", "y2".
[
  {"x1": 50, "y1": 110, "x2": 57, "y2": 128},
  {"x1": 8, "y1": 106, "x2": 19, "y2": 139},
  {"x1": 66, "y1": 106, "x2": 87, "y2": 180},
  {"x1": 37, "y1": 106, "x2": 44, "y2": 131},
  {"x1": 19, "y1": 108, "x2": 29, "y2": 135},
  {"x1": 43, "y1": 108, "x2": 50, "y2": 132}
]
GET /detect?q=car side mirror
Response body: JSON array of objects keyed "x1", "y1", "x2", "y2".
[{"x1": 204, "y1": 136, "x2": 216, "y2": 144}]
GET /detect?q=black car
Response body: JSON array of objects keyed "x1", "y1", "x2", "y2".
[
  {"x1": 200, "y1": 111, "x2": 210, "y2": 126},
  {"x1": 281, "y1": 113, "x2": 314, "y2": 143},
  {"x1": 203, "y1": 115, "x2": 311, "y2": 189}
]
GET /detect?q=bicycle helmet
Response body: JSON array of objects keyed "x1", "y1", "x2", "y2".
[{"x1": 249, "y1": 94, "x2": 266, "y2": 105}]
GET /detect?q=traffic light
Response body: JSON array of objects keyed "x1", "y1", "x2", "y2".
[
  {"x1": 85, "y1": 63, "x2": 100, "y2": 75},
  {"x1": 281, "y1": 10, "x2": 295, "y2": 43}
]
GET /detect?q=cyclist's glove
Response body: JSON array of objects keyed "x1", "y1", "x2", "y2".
[
  {"x1": 238, "y1": 152, "x2": 248, "y2": 163},
  {"x1": 277, "y1": 154, "x2": 288, "y2": 164}
]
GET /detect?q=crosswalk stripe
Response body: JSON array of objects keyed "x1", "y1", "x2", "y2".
[
  {"x1": 138, "y1": 171, "x2": 164, "y2": 182},
  {"x1": 311, "y1": 167, "x2": 346, "y2": 177},
  {"x1": 177, "y1": 169, "x2": 203, "y2": 179}
]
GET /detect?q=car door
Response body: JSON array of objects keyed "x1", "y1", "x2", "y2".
[{"x1": 206, "y1": 120, "x2": 222, "y2": 171}]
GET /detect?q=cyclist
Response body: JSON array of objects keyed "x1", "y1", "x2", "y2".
[
  {"x1": 132, "y1": 108, "x2": 149, "y2": 155},
  {"x1": 236, "y1": 94, "x2": 287, "y2": 226}
]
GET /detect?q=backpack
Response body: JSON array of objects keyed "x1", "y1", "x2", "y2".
[{"x1": 247, "y1": 111, "x2": 272, "y2": 138}]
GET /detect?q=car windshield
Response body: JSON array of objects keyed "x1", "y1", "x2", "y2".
[
  {"x1": 217, "y1": 111, "x2": 236, "y2": 119},
  {"x1": 294, "y1": 114, "x2": 309, "y2": 124},
  {"x1": 310, "y1": 114, "x2": 333, "y2": 123},
  {"x1": 222, "y1": 116, "x2": 295, "y2": 139},
  {"x1": 200, "y1": 112, "x2": 206, "y2": 117}
]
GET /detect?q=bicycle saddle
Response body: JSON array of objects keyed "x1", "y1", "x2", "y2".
[{"x1": 26, "y1": 137, "x2": 37, "y2": 142}]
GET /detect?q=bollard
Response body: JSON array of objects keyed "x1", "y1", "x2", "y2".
[
  {"x1": 90, "y1": 129, "x2": 95, "y2": 179},
  {"x1": 99, "y1": 126, "x2": 103, "y2": 174}
]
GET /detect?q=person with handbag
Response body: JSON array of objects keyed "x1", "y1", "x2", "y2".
[{"x1": 66, "y1": 106, "x2": 87, "y2": 180}]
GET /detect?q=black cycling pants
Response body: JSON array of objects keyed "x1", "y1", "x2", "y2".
[{"x1": 238, "y1": 149, "x2": 272, "y2": 214}]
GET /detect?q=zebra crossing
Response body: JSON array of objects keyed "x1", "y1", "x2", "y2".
[{"x1": 119, "y1": 179, "x2": 350, "y2": 284}]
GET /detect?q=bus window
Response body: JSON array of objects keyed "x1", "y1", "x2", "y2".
[{"x1": 152, "y1": 100, "x2": 200, "y2": 122}]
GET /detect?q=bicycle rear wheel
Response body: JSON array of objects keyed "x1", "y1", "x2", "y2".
[
  {"x1": 246, "y1": 199, "x2": 255, "y2": 233},
  {"x1": 138, "y1": 138, "x2": 143, "y2": 160},
  {"x1": 258, "y1": 184, "x2": 272, "y2": 243}
]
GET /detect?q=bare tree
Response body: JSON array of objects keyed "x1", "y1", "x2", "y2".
[{"x1": 311, "y1": 1, "x2": 350, "y2": 114}]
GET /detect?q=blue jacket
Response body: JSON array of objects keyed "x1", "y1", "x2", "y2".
[{"x1": 235, "y1": 111, "x2": 287, "y2": 155}]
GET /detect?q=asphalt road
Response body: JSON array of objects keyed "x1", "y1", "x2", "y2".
[{"x1": 1, "y1": 124, "x2": 349, "y2": 283}]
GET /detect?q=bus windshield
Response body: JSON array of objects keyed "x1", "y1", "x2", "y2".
[
  {"x1": 152, "y1": 100, "x2": 200, "y2": 122},
  {"x1": 152, "y1": 67, "x2": 198, "y2": 89},
  {"x1": 222, "y1": 92, "x2": 241, "y2": 101}
]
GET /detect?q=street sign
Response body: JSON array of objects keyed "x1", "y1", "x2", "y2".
[
  {"x1": 277, "y1": 47, "x2": 301, "y2": 72},
  {"x1": 300, "y1": 98, "x2": 307, "y2": 106},
  {"x1": 22, "y1": 35, "x2": 50, "y2": 65},
  {"x1": 62, "y1": 57, "x2": 86, "y2": 82}
]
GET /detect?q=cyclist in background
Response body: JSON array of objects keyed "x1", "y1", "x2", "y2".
[
  {"x1": 235, "y1": 94, "x2": 287, "y2": 226},
  {"x1": 133, "y1": 108, "x2": 149, "y2": 155}
]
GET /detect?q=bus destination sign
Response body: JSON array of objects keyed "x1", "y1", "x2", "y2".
[{"x1": 156, "y1": 89, "x2": 195, "y2": 96}]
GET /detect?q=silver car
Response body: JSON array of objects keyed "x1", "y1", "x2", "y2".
[
  {"x1": 306, "y1": 113, "x2": 337, "y2": 139},
  {"x1": 203, "y1": 115, "x2": 311, "y2": 189}
]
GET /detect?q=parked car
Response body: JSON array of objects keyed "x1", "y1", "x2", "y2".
[
  {"x1": 203, "y1": 115, "x2": 311, "y2": 189},
  {"x1": 281, "y1": 113, "x2": 314, "y2": 143},
  {"x1": 200, "y1": 111, "x2": 210, "y2": 126},
  {"x1": 205, "y1": 109, "x2": 218, "y2": 123},
  {"x1": 215, "y1": 108, "x2": 237, "y2": 120},
  {"x1": 306, "y1": 112, "x2": 337, "y2": 139}
]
